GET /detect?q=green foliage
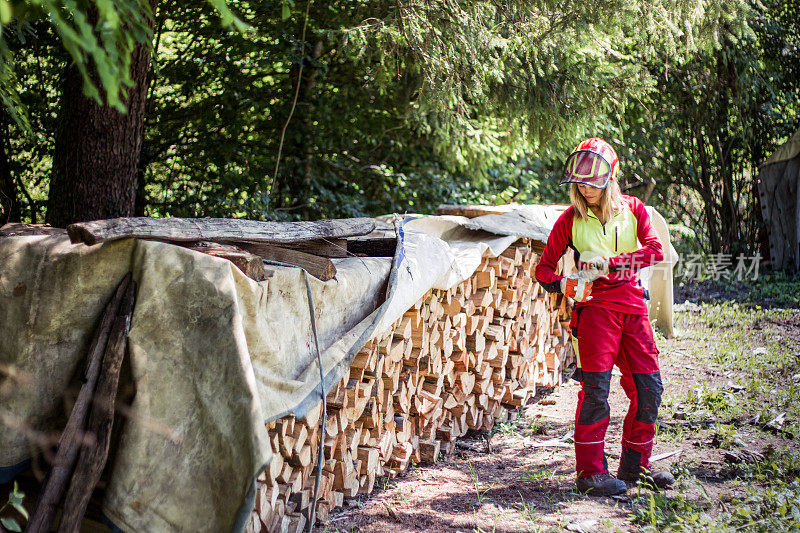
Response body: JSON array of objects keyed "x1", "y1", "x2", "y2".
[
  {"x1": 1, "y1": 0, "x2": 154, "y2": 117},
  {"x1": 613, "y1": 0, "x2": 800, "y2": 255},
  {"x1": 2, "y1": 0, "x2": 792, "y2": 230},
  {"x1": 0, "y1": 0, "x2": 248, "y2": 126},
  {"x1": 734, "y1": 272, "x2": 800, "y2": 308},
  {"x1": 630, "y1": 453, "x2": 800, "y2": 532},
  {"x1": 334, "y1": 0, "x2": 751, "y2": 169},
  {"x1": 683, "y1": 384, "x2": 739, "y2": 418},
  {"x1": 131, "y1": 0, "x2": 757, "y2": 221},
  {"x1": 629, "y1": 487, "x2": 703, "y2": 530},
  {"x1": 520, "y1": 465, "x2": 554, "y2": 484}
]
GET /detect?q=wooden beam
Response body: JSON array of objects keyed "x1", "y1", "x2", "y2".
[
  {"x1": 436, "y1": 204, "x2": 511, "y2": 218},
  {"x1": 57, "y1": 279, "x2": 136, "y2": 533},
  {"x1": 276, "y1": 238, "x2": 349, "y2": 258},
  {"x1": 242, "y1": 243, "x2": 337, "y2": 281},
  {"x1": 436, "y1": 204, "x2": 569, "y2": 218},
  {"x1": 26, "y1": 274, "x2": 131, "y2": 533},
  {"x1": 66, "y1": 217, "x2": 376, "y2": 246},
  {"x1": 0, "y1": 223, "x2": 66, "y2": 237},
  {"x1": 180, "y1": 241, "x2": 266, "y2": 281}
]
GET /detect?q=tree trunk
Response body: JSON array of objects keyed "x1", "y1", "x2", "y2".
[
  {"x1": 715, "y1": 51, "x2": 739, "y2": 255},
  {"x1": 696, "y1": 128, "x2": 721, "y2": 255},
  {"x1": 134, "y1": 141, "x2": 152, "y2": 216},
  {"x1": 0, "y1": 106, "x2": 21, "y2": 223},
  {"x1": 45, "y1": 3, "x2": 156, "y2": 228}
]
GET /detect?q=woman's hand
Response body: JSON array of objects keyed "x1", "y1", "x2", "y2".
[
  {"x1": 561, "y1": 274, "x2": 593, "y2": 302},
  {"x1": 579, "y1": 256, "x2": 610, "y2": 280}
]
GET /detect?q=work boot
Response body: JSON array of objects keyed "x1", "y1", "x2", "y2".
[
  {"x1": 576, "y1": 473, "x2": 628, "y2": 496},
  {"x1": 617, "y1": 467, "x2": 675, "y2": 489}
]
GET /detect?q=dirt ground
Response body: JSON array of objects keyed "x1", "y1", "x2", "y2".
[{"x1": 322, "y1": 292, "x2": 800, "y2": 533}]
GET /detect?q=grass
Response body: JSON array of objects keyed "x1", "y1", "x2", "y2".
[
  {"x1": 629, "y1": 489, "x2": 704, "y2": 530},
  {"x1": 520, "y1": 465, "x2": 554, "y2": 483},
  {"x1": 628, "y1": 276, "x2": 800, "y2": 532},
  {"x1": 670, "y1": 295, "x2": 800, "y2": 434},
  {"x1": 466, "y1": 459, "x2": 491, "y2": 505},
  {"x1": 630, "y1": 451, "x2": 800, "y2": 532},
  {"x1": 492, "y1": 415, "x2": 553, "y2": 438}
]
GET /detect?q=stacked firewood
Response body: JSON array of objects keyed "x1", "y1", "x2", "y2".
[{"x1": 245, "y1": 239, "x2": 574, "y2": 532}]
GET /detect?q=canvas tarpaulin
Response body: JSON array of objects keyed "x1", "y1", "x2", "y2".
[{"x1": 0, "y1": 204, "x2": 672, "y2": 532}]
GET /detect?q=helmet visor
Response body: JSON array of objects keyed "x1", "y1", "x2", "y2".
[{"x1": 561, "y1": 150, "x2": 613, "y2": 188}]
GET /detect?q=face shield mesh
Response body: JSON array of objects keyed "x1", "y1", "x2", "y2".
[{"x1": 561, "y1": 150, "x2": 613, "y2": 188}]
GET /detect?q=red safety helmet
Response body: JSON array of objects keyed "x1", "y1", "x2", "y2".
[{"x1": 561, "y1": 137, "x2": 619, "y2": 189}]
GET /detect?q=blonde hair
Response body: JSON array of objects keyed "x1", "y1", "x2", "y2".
[{"x1": 570, "y1": 180, "x2": 623, "y2": 224}]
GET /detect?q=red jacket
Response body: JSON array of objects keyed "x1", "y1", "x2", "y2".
[{"x1": 534, "y1": 195, "x2": 664, "y2": 316}]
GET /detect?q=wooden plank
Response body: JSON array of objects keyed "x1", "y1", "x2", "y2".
[
  {"x1": 278, "y1": 238, "x2": 348, "y2": 258},
  {"x1": 236, "y1": 242, "x2": 337, "y2": 281},
  {"x1": 436, "y1": 204, "x2": 511, "y2": 218},
  {"x1": 26, "y1": 274, "x2": 131, "y2": 533},
  {"x1": 180, "y1": 241, "x2": 266, "y2": 281},
  {"x1": 346, "y1": 236, "x2": 397, "y2": 257},
  {"x1": 437, "y1": 203, "x2": 569, "y2": 218},
  {"x1": 0, "y1": 223, "x2": 67, "y2": 237},
  {"x1": 67, "y1": 216, "x2": 376, "y2": 246},
  {"x1": 58, "y1": 279, "x2": 136, "y2": 533}
]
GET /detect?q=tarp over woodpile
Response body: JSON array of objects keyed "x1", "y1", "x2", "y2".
[
  {"x1": 0, "y1": 205, "x2": 674, "y2": 533},
  {"x1": 758, "y1": 127, "x2": 800, "y2": 272}
]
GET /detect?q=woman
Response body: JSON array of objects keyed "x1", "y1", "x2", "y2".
[{"x1": 534, "y1": 138, "x2": 674, "y2": 496}]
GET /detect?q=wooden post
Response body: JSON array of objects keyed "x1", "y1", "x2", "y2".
[
  {"x1": 57, "y1": 280, "x2": 136, "y2": 533},
  {"x1": 67, "y1": 217, "x2": 376, "y2": 246},
  {"x1": 26, "y1": 274, "x2": 132, "y2": 533}
]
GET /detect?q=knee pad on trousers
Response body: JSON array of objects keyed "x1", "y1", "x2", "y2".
[
  {"x1": 632, "y1": 372, "x2": 663, "y2": 424},
  {"x1": 578, "y1": 370, "x2": 612, "y2": 425}
]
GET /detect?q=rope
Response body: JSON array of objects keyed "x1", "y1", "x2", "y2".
[{"x1": 303, "y1": 270, "x2": 326, "y2": 532}]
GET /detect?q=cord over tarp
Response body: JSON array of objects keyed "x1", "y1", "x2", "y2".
[{"x1": 0, "y1": 205, "x2": 673, "y2": 532}]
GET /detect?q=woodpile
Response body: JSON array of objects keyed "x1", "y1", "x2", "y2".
[
  {"x1": 244, "y1": 239, "x2": 574, "y2": 532},
  {"x1": 2, "y1": 212, "x2": 577, "y2": 532}
]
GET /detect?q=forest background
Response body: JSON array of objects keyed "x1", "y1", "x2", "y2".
[{"x1": 0, "y1": 0, "x2": 798, "y2": 260}]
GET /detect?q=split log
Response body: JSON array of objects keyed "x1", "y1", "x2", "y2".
[
  {"x1": 180, "y1": 241, "x2": 266, "y2": 281},
  {"x1": 278, "y1": 238, "x2": 349, "y2": 258},
  {"x1": 236, "y1": 242, "x2": 336, "y2": 281},
  {"x1": 26, "y1": 274, "x2": 132, "y2": 533},
  {"x1": 57, "y1": 280, "x2": 136, "y2": 533},
  {"x1": 67, "y1": 216, "x2": 376, "y2": 246},
  {"x1": 0, "y1": 223, "x2": 67, "y2": 237},
  {"x1": 257, "y1": 237, "x2": 574, "y2": 529}
]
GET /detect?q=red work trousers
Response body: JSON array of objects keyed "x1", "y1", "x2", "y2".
[{"x1": 570, "y1": 306, "x2": 662, "y2": 478}]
